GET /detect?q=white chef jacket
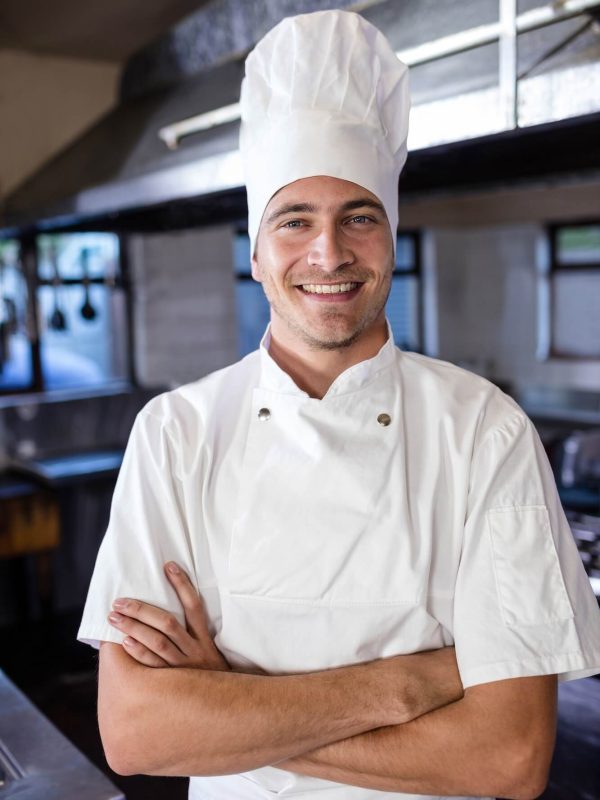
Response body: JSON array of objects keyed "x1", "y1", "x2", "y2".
[{"x1": 79, "y1": 323, "x2": 600, "y2": 800}]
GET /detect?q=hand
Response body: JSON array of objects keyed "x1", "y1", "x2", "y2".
[{"x1": 107, "y1": 561, "x2": 230, "y2": 671}]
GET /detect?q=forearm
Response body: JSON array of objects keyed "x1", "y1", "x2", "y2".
[
  {"x1": 99, "y1": 642, "x2": 436, "y2": 777},
  {"x1": 278, "y1": 675, "x2": 557, "y2": 800}
]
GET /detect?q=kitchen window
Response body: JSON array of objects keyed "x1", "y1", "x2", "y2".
[
  {"x1": 233, "y1": 232, "x2": 271, "y2": 357},
  {"x1": 0, "y1": 232, "x2": 131, "y2": 395},
  {"x1": 388, "y1": 231, "x2": 422, "y2": 352},
  {"x1": 541, "y1": 223, "x2": 600, "y2": 359},
  {"x1": 0, "y1": 239, "x2": 31, "y2": 393},
  {"x1": 233, "y1": 230, "x2": 422, "y2": 356}
]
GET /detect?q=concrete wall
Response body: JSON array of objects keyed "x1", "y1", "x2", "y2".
[
  {"x1": 128, "y1": 225, "x2": 239, "y2": 387},
  {"x1": 0, "y1": 48, "x2": 119, "y2": 199}
]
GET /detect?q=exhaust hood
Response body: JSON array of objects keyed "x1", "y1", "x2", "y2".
[
  {"x1": 2, "y1": 0, "x2": 600, "y2": 235},
  {"x1": 1, "y1": 58, "x2": 245, "y2": 233}
]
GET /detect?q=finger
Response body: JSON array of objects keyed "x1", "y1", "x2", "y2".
[
  {"x1": 122, "y1": 636, "x2": 169, "y2": 668},
  {"x1": 163, "y1": 563, "x2": 230, "y2": 670},
  {"x1": 164, "y1": 562, "x2": 212, "y2": 641},
  {"x1": 108, "y1": 611, "x2": 186, "y2": 665},
  {"x1": 111, "y1": 597, "x2": 190, "y2": 654}
]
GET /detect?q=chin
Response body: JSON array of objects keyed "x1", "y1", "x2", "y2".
[{"x1": 299, "y1": 320, "x2": 367, "y2": 351}]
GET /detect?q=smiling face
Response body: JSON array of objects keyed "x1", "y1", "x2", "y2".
[{"x1": 251, "y1": 176, "x2": 395, "y2": 352}]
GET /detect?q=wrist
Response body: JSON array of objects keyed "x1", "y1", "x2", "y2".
[{"x1": 402, "y1": 647, "x2": 464, "y2": 721}]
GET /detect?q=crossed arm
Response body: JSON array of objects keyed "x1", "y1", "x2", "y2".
[{"x1": 98, "y1": 563, "x2": 557, "y2": 799}]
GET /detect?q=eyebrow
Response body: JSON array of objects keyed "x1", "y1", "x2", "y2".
[
  {"x1": 265, "y1": 197, "x2": 386, "y2": 225},
  {"x1": 265, "y1": 203, "x2": 317, "y2": 225}
]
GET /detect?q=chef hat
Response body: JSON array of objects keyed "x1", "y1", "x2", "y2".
[{"x1": 239, "y1": 9, "x2": 410, "y2": 255}]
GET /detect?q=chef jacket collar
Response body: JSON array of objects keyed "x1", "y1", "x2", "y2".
[{"x1": 258, "y1": 321, "x2": 397, "y2": 398}]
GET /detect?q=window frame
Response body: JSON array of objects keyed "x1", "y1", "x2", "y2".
[
  {"x1": 546, "y1": 220, "x2": 600, "y2": 361},
  {"x1": 391, "y1": 229, "x2": 423, "y2": 352},
  {"x1": 0, "y1": 231, "x2": 135, "y2": 397}
]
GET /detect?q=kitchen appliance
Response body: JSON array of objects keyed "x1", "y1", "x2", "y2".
[{"x1": 567, "y1": 511, "x2": 600, "y2": 602}]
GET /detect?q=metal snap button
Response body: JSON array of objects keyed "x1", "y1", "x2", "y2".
[
  {"x1": 377, "y1": 413, "x2": 391, "y2": 427},
  {"x1": 258, "y1": 407, "x2": 271, "y2": 421}
]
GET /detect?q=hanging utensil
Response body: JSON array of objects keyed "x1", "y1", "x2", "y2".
[
  {"x1": 48, "y1": 243, "x2": 67, "y2": 331},
  {"x1": 80, "y1": 247, "x2": 97, "y2": 322},
  {"x1": 3, "y1": 297, "x2": 18, "y2": 334}
]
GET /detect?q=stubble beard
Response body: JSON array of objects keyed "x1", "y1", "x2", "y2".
[{"x1": 262, "y1": 270, "x2": 392, "y2": 352}]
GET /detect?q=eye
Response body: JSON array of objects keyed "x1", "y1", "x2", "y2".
[
  {"x1": 347, "y1": 215, "x2": 373, "y2": 225},
  {"x1": 281, "y1": 219, "x2": 304, "y2": 229}
]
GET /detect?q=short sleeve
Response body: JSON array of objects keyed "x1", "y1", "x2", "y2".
[
  {"x1": 454, "y1": 403, "x2": 600, "y2": 689},
  {"x1": 77, "y1": 399, "x2": 196, "y2": 649}
]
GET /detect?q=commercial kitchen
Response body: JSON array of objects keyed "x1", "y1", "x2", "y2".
[{"x1": 0, "y1": 1, "x2": 599, "y2": 798}]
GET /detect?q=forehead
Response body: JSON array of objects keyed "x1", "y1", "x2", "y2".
[{"x1": 265, "y1": 175, "x2": 382, "y2": 212}]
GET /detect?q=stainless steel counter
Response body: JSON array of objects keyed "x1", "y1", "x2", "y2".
[{"x1": 0, "y1": 670, "x2": 123, "y2": 799}]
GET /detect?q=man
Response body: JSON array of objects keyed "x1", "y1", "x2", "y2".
[{"x1": 78, "y1": 10, "x2": 600, "y2": 800}]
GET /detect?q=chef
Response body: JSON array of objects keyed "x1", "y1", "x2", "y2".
[{"x1": 78, "y1": 9, "x2": 600, "y2": 800}]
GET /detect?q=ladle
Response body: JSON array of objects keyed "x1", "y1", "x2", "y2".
[
  {"x1": 48, "y1": 244, "x2": 67, "y2": 331},
  {"x1": 80, "y1": 247, "x2": 97, "y2": 321}
]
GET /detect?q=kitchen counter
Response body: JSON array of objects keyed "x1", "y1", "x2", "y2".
[
  {"x1": 5, "y1": 449, "x2": 124, "y2": 490},
  {"x1": 0, "y1": 474, "x2": 38, "y2": 501},
  {"x1": 0, "y1": 669, "x2": 123, "y2": 799}
]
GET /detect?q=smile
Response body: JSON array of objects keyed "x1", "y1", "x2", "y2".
[{"x1": 300, "y1": 282, "x2": 359, "y2": 294}]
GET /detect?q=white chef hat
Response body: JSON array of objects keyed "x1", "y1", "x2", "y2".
[{"x1": 239, "y1": 9, "x2": 410, "y2": 255}]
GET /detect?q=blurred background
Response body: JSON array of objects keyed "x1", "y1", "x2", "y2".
[{"x1": 0, "y1": 1, "x2": 599, "y2": 798}]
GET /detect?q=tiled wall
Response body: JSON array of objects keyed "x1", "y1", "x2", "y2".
[{"x1": 128, "y1": 223, "x2": 239, "y2": 388}]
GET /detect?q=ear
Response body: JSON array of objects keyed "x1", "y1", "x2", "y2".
[{"x1": 251, "y1": 252, "x2": 262, "y2": 282}]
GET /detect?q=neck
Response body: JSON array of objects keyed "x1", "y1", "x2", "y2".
[{"x1": 267, "y1": 319, "x2": 389, "y2": 399}]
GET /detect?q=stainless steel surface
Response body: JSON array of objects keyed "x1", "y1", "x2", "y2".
[
  {"x1": 0, "y1": 670, "x2": 124, "y2": 799},
  {"x1": 159, "y1": 101, "x2": 241, "y2": 150},
  {"x1": 560, "y1": 430, "x2": 600, "y2": 487},
  {"x1": 1, "y1": 57, "x2": 244, "y2": 232},
  {"x1": 568, "y1": 513, "x2": 600, "y2": 600},
  {"x1": 11, "y1": 448, "x2": 124, "y2": 485},
  {"x1": 155, "y1": 0, "x2": 600, "y2": 150},
  {"x1": 3, "y1": 0, "x2": 600, "y2": 232}
]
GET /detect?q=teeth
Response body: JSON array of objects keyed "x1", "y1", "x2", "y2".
[{"x1": 301, "y1": 282, "x2": 358, "y2": 294}]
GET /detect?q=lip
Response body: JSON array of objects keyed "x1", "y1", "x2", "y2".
[{"x1": 295, "y1": 283, "x2": 363, "y2": 303}]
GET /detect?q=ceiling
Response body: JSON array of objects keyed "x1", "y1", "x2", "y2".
[{"x1": 0, "y1": 0, "x2": 212, "y2": 62}]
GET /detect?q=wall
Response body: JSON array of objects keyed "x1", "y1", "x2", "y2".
[
  {"x1": 399, "y1": 177, "x2": 600, "y2": 229},
  {"x1": 0, "y1": 48, "x2": 119, "y2": 199},
  {"x1": 397, "y1": 178, "x2": 600, "y2": 393},
  {"x1": 126, "y1": 208, "x2": 599, "y2": 394},
  {"x1": 128, "y1": 224, "x2": 239, "y2": 387},
  {"x1": 432, "y1": 224, "x2": 600, "y2": 392}
]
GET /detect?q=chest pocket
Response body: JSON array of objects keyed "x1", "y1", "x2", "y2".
[{"x1": 227, "y1": 387, "x2": 429, "y2": 606}]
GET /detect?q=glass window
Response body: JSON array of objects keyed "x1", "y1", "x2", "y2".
[
  {"x1": 35, "y1": 233, "x2": 130, "y2": 391},
  {"x1": 547, "y1": 223, "x2": 600, "y2": 359},
  {"x1": 0, "y1": 240, "x2": 33, "y2": 392},
  {"x1": 555, "y1": 225, "x2": 600, "y2": 266},
  {"x1": 233, "y1": 231, "x2": 270, "y2": 356},
  {"x1": 233, "y1": 230, "x2": 422, "y2": 356},
  {"x1": 387, "y1": 274, "x2": 421, "y2": 351},
  {"x1": 387, "y1": 232, "x2": 422, "y2": 351}
]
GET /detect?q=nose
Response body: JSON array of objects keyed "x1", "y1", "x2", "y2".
[{"x1": 307, "y1": 223, "x2": 354, "y2": 272}]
